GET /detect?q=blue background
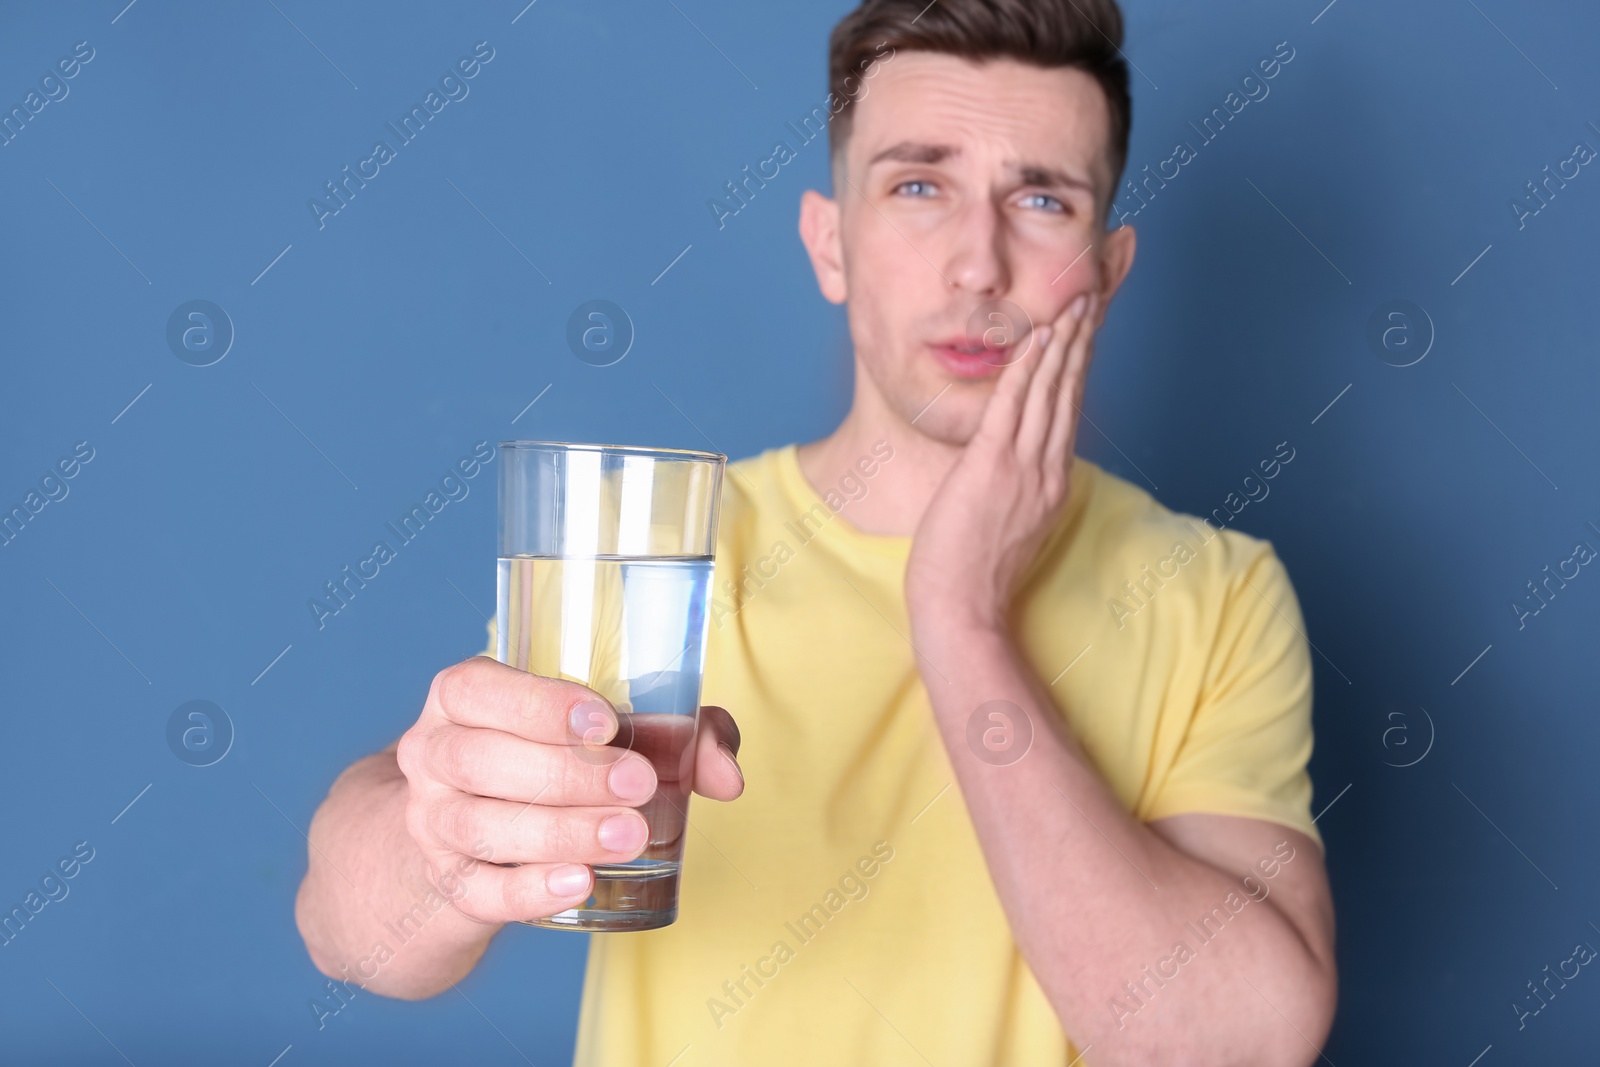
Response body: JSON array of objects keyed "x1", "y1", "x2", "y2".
[{"x1": 2, "y1": 0, "x2": 1597, "y2": 1062}]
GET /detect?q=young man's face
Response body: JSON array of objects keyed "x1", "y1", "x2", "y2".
[{"x1": 800, "y1": 51, "x2": 1136, "y2": 445}]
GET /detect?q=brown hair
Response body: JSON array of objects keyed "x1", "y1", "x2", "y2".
[{"x1": 827, "y1": 0, "x2": 1132, "y2": 213}]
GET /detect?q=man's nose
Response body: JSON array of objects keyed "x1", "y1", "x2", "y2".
[{"x1": 943, "y1": 200, "x2": 1010, "y2": 298}]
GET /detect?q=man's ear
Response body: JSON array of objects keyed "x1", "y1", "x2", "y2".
[
  {"x1": 1094, "y1": 222, "x2": 1137, "y2": 324},
  {"x1": 798, "y1": 188, "x2": 847, "y2": 305}
]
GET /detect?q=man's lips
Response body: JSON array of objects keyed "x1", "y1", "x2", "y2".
[{"x1": 928, "y1": 335, "x2": 1027, "y2": 378}]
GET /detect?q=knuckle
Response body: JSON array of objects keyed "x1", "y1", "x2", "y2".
[
  {"x1": 544, "y1": 810, "x2": 593, "y2": 860},
  {"x1": 569, "y1": 748, "x2": 614, "y2": 798},
  {"x1": 451, "y1": 881, "x2": 499, "y2": 923},
  {"x1": 446, "y1": 730, "x2": 495, "y2": 791},
  {"x1": 394, "y1": 728, "x2": 423, "y2": 780},
  {"x1": 430, "y1": 796, "x2": 480, "y2": 851},
  {"x1": 493, "y1": 875, "x2": 520, "y2": 918},
  {"x1": 512, "y1": 867, "x2": 548, "y2": 910},
  {"x1": 402, "y1": 798, "x2": 430, "y2": 849},
  {"x1": 449, "y1": 801, "x2": 486, "y2": 851},
  {"x1": 539, "y1": 754, "x2": 577, "y2": 805},
  {"x1": 431, "y1": 728, "x2": 475, "y2": 787},
  {"x1": 514, "y1": 745, "x2": 561, "y2": 803},
  {"x1": 498, "y1": 868, "x2": 544, "y2": 919},
  {"x1": 528, "y1": 680, "x2": 578, "y2": 732},
  {"x1": 434, "y1": 658, "x2": 478, "y2": 714}
]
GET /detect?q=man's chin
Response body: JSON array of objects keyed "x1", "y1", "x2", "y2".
[{"x1": 898, "y1": 399, "x2": 984, "y2": 447}]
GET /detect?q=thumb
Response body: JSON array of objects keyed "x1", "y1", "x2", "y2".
[{"x1": 692, "y1": 705, "x2": 744, "y2": 801}]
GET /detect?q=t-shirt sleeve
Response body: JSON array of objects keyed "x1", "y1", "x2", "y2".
[{"x1": 1143, "y1": 541, "x2": 1324, "y2": 851}]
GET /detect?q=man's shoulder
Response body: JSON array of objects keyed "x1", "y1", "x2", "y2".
[
  {"x1": 721, "y1": 444, "x2": 788, "y2": 516},
  {"x1": 727, "y1": 445, "x2": 784, "y2": 482},
  {"x1": 1073, "y1": 457, "x2": 1288, "y2": 592},
  {"x1": 712, "y1": 445, "x2": 793, "y2": 551}
]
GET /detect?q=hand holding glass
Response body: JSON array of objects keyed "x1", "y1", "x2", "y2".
[{"x1": 496, "y1": 441, "x2": 725, "y2": 932}]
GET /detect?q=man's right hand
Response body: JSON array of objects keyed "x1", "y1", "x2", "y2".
[{"x1": 395, "y1": 655, "x2": 745, "y2": 926}]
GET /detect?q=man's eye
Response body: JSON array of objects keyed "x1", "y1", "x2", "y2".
[
  {"x1": 894, "y1": 180, "x2": 938, "y2": 198},
  {"x1": 1019, "y1": 193, "x2": 1066, "y2": 212}
]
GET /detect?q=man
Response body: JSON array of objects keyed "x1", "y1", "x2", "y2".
[{"x1": 295, "y1": 0, "x2": 1338, "y2": 1062}]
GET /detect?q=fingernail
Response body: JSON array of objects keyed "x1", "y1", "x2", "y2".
[
  {"x1": 1034, "y1": 326, "x2": 1052, "y2": 349},
  {"x1": 599, "y1": 813, "x2": 647, "y2": 852},
  {"x1": 570, "y1": 699, "x2": 615, "y2": 743},
  {"x1": 717, "y1": 742, "x2": 744, "y2": 787},
  {"x1": 1069, "y1": 293, "x2": 1088, "y2": 320},
  {"x1": 608, "y1": 756, "x2": 657, "y2": 802},
  {"x1": 546, "y1": 864, "x2": 591, "y2": 897}
]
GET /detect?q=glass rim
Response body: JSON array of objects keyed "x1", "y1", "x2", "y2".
[{"x1": 497, "y1": 439, "x2": 726, "y2": 463}]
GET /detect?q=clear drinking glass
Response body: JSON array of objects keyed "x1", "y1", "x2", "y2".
[{"x1": 495, "y1": 440, "x2": 725, "y2": 932}]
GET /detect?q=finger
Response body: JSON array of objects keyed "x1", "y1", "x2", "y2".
[
  {"x1": 698, "y1": 705, "x2": 741, "y2": 756},
  {"x1": 1016, "y1": 292, "x2": 1088, "y2": 458},
  {"x1": 418, "y1": 791, "x2": 652, "y2": 866},
  {"x1": 977, "y1": 320, "x2": 1046, "y2": 444},
  {"x1": 430, "y1": 656, "x2": 618, "y2": 746},
  {"x1": 620, "y1": 713, "x2": 696, "y2": 786},
  {"x1": 425, "y1": 853, "x2": 596, "y2": 926},
  {"x1": 423, "y1": 725, "x2": 658, "y2": 807},
  {"x1": 1045, "y1": 291, "x2": 1101, "y2": 463},
  {"x1": 692, "y1": 705, "x2": 744, "y2": 802}
]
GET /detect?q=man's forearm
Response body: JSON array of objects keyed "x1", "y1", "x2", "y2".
[
  {"x1": 295, "y1": 747, "x2": 499, "y2": 1001},
  {"x1": 912, "y1": 621, "x2": 1331, "y2": 1065}
]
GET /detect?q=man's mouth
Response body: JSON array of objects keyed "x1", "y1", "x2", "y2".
[{"x1": 928, "y1": 335, "x2": 1022, "y2": 378}]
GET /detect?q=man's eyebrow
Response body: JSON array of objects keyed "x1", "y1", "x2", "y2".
[
  {"x1": 866, "y1": 141, "x2": 958, "y2": 166},
  {"x1": 865, "y1": 141, "x2": 1093, "y2": 194},
  {"x1": 1013, "y1": 163, "x2": 1095, "y2": 194}
]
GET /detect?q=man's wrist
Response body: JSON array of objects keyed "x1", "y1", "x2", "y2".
[{"x1": 909, "y1": 602, "x2": 1013, "y2": 656}]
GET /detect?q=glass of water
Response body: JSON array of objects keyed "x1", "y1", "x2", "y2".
[{"x1": 495, "y1": 441, "x2": 725, "y2": 932}]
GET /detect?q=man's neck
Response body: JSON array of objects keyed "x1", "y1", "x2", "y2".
[{"x1": 794, "y1": 380, "x2": 964, "y2": 539}]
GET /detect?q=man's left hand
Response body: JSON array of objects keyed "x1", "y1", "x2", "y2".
[{"x1": 904, "y1": 288, "x2": 1102, "y2": 636}]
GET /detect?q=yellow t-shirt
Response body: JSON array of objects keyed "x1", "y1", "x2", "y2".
[{"x1": 483, "y1": 443, "x2": 1320, "y2": 1065}]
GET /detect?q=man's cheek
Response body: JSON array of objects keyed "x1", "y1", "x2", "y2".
[{"x1": 1047, "y1": 263, "x2": 1099, "y2": 319}]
